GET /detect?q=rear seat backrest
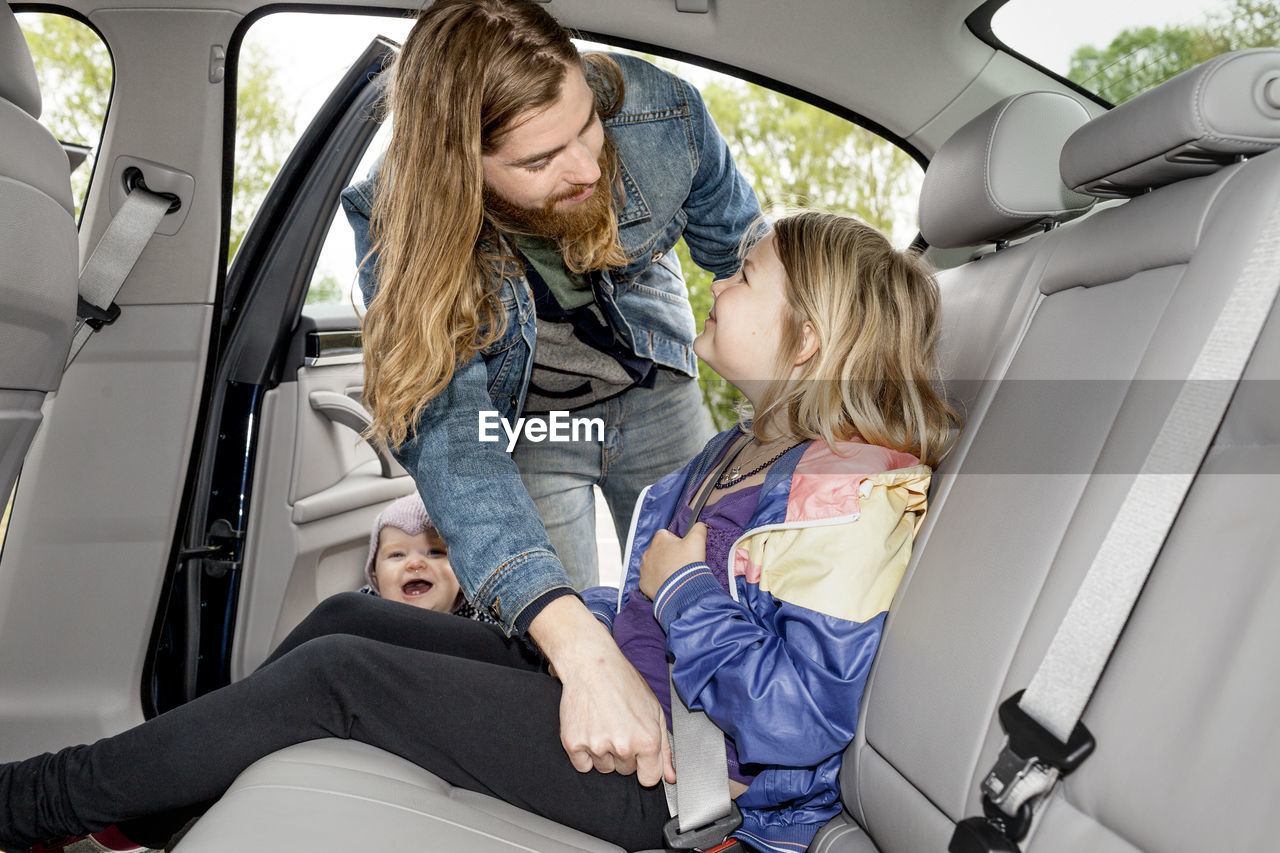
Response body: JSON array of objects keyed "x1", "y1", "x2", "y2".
[
  {"x1": 846, "y1": 50, "x2": 1280, "y2": 853},
  {"x1": 0, "y1": 4, "x2": 78, "y2": 501},
  {"x1": 917, "y1": 90, "x2": 1095, "y2": 452}
]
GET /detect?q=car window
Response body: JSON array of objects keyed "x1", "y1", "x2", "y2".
[
  {"x1": 231, "y1": 12, "x2": 414, "y2": 271},
  {"x1": 15, "y1": 11, "x2": 113, "y2": 220},
  {"x1": 235, "y1": 13, "x2": 924, "y2": 302},
  {"x1": 992, "y1": 0, "x2": 1278, "y2": 105},
  {"x1": 231, "y1": 13, "x2": 924, "y2": 584}
]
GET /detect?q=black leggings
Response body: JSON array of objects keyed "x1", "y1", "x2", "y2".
[{"x1": 0, "y1": 593, "x2": 670, "y2": 851}]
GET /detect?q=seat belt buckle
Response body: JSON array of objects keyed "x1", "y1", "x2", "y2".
[
  {"x1": 980, "y1": 744, "x2": 1041, "y2": 808},
  {"x1": 77, "y1": 296, "x2": 121, "y2": 331},
  {"x1": 993, "y1": 690, "x2": 1095, "y2": 781},
  {"x1": 972, "y1": 689, "x2": 1097, "y2": 843},
  {"x1": 662, "y1": 802, "x2": 743, "y2": 851}
]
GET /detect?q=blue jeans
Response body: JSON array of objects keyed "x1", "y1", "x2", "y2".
[{"x1": 511, "y1": 371, "x2": 714, "y2": 589}]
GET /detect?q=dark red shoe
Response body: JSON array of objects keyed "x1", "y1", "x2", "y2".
[{"x1": 26, "y1": 826, "x2": 151, "y2": 853}]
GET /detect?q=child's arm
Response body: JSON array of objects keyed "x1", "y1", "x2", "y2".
[
  {"x1": 579, "y1": 585, "x2": 620, "y2": 632},
  {"x1": 652, "y1": 563, "x2": 881, "y2": 768}
]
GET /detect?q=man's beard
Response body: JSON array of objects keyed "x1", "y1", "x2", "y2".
[{"x1": 483, "y1": 140, "x2": 621, "y2": 260}]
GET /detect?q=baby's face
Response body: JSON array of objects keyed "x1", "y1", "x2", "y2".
[{"x1": 372, "y1": 526, "x2": 461, "y2": 613}]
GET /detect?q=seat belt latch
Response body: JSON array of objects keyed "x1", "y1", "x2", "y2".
[
  {"x1": 950, "y1": 690, "x2": 1096, "y2": 852},
  {"x1": 662, "y1": 803, "x2": 742, "y2": 851},
  {"x1": 985, "y1": 690, "x2": 1096, "y2": 801},
  {"x1": 77, "y1": 295, "x2": 121, "y2": 331}
]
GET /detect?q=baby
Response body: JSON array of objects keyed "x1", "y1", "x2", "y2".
[{"x1": 362, "y1": 493, "x2": 484, "y2": 619}]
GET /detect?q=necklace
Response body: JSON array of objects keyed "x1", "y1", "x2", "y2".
[{"x1": 715, "y1": 440, "x2": 802, "y2": 489}]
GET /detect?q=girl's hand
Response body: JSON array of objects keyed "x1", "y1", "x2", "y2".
[{"x1": 639, "y1": 523, "x2": 708, "y2": 600}]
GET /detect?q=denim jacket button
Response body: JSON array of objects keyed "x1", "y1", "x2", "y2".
[{"x1": 651, "y1": 249, "x2": 664, "y2": 262}]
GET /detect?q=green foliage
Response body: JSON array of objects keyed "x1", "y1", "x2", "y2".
[
  {"x1": 306, "y1": 271, "x2": 345, "y2": 305},
  {"x1": 19, "y1": 12, "x2": 295, "y2": 259},
  {"x1": 1068, "y1": 26, "x2": 1202, "y2": 105},
  {"x1": 700, "y1": 78, "x2": 919, "y2": 231},
  {"x1": 1067, "y1": 0, "x2": 1280, "y2": 105},
  {"x1": 230, "y1": 44, "x2": 298, "y2": 261},
  {"x1": 1203, "y1": 0, "x2": 1280, "y2": 52}
]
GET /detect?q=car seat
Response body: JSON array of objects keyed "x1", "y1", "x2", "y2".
[{"x1": 0, "y1": 2, "x2": 79, "y2": 505}]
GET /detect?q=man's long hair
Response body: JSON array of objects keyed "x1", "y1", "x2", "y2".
[{"x1": 363, "y1": 0, "x2": 625, "y2": 448}]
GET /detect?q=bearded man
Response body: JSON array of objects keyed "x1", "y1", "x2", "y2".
[{"x1": 340, "y1": 0, "x2": 761, "y2": 789}]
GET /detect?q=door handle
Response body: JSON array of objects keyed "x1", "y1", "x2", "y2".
[{"x1": 307, "y1": 390, "x2": 398, "y2": 478}]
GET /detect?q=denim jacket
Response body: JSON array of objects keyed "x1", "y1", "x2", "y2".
[{"x1": 340, "y1": 53, "x2": 762, "y2": 635}]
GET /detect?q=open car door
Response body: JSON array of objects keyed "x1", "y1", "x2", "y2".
[{"x1": 146, "y1": 37, "x2": 408, "y2": 713}]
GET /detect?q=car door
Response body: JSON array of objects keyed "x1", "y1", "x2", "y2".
[{"x1": 145, "y1": 37, "x2": 407, "y2": 713}]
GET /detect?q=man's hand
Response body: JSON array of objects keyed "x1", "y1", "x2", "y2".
[
  {"x1": 639, "y1": 522, "x2": 708, "y2": 600},
  {"x1": 529, "y1": 596, "x2": 676, "y2": 786}
]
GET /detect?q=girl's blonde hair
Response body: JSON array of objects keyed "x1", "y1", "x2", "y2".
[
  {"x1": 754, "y1": 211, "x2": 960, "y2": 468},
  {"x1": 362, "y1": 0, "x2": 625, "y2": 448}
]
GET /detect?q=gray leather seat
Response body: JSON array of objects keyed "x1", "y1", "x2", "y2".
[
  {"x1": 176, "y1": 51, "x2": 1280, "y2": 853},
  {"x1": 0, "y1": 3, "x2": 78, "y2": 504},
  {"x1": 846, "y1": 49, "x2": 1280, "y2": 853}
]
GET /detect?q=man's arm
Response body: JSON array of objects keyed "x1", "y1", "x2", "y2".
[
  {"x1": 530, "y1": 596, "x2": 675, "y2": 786},
  {"x1": 342, "y1": 179, "x2": 671, "y2": 780},
  {"x1": 677, "y1": 80, "x2": 765, "y2": 277}
]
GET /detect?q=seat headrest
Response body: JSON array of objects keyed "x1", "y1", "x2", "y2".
[
  {"x1": 918, "y1": 91, "x2": 1095, "y2": 249},
  {"x1": 1, "y1": 3, "x2": 41, "y2": 118},
  {"x1": 1061, "y1": 48, "x2": 1280, "y2": 198}
]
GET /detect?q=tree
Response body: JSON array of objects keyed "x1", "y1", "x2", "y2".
[
  {"x1": 19, "y1": 12, "x2": 296, "y2": 258},
  {"x1": 229, "y1": 45, "x2": 298, "y2": 260},
  {"x1": 1200, "y1": 0, "x2": 1280, "y2": 55},
  {"x1": 1067, "y1": 26, "x2": 1203, "y2": 105},
  {"x1": 307, "y1": 271, "x2": 345, "y2": 305},
  {"x1": 1067, "y1": 0, "x2": 1280, "y2": 105}
]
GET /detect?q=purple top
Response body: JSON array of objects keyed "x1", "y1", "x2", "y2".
[{"x1": 613, "y1": 480, "x2": 762, "y2": 784}]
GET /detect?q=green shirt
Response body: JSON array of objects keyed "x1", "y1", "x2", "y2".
[{"x1": 510, "y1": 234, "x2": 595, "y2": 311}]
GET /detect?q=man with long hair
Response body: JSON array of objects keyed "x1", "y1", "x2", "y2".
[{"x1": 340, "y1": 0, "x2": 760, "y2": 788}]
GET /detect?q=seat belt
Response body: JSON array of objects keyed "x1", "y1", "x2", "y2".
[
  {"x1": 662, "y1": 434, "x2": 751, "y2": 851},
  {"x1": 65, "y1": 185, "x2": 172, "y2": 368},
  {"x1": 951, "y1": 194, "x2": 1280, "y2": 853}
]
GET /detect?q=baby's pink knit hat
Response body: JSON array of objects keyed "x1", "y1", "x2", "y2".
[{"x1": 364, "y1": 493, "x2": 436, "y2": 593}]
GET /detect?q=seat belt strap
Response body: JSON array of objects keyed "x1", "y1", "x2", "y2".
[
  {"x1": 663, "y1": 666, "x2": 740, "y2": 846},
  {"x1": 66, "y1": 187, "x2": 171, "y2": 367},
  {"x1": 953, "y1": 195, "x2": 1280, "y2": 853},
  {"x1": 661, "y1": 434, "x2": 751, "y2": 850}
]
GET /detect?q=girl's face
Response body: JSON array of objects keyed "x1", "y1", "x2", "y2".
[
  {"x1": 694, "y1": 234, "x2": 795, "y2": 404},
  {"x1": 372, "y1": 527, "x2": 461, "y2": 613}
]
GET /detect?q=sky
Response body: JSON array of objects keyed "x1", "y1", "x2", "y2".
[{"x1": 993, "y1": 0, "x2": 1228, "y2": 73}]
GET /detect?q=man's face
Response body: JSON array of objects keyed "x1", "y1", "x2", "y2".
[{"x1": 481, "y1": 63, "x2": 607, "y2": 236}]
